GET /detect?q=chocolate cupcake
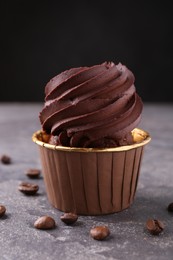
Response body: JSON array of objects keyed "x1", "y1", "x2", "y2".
[{"x1": 32, "y1": 61, "x2": 151, "y2": 215}]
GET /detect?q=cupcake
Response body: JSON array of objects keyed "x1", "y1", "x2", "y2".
[{"x1": 32, "y1": 61, "x2": 151, "y2": 215}]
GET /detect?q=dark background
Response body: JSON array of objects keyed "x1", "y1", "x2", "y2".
[{"x1": 1, "y1": 1, "x2": 173, "y2": 102}]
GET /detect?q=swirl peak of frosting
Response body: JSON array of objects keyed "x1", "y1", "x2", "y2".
[{"x1": 39, "y1": 61, "x2": 143, "y2": 148}]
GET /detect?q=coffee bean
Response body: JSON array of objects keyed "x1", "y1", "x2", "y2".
[
  {"x1": 167, "y1": 202, "x2": 173, "y2": 212},
  {"x1": 0, "y1": 205, "x2": 6, "y2": 217},
  {"x1": 146, "y1": 219, "x2": 164, "y2": 235},
  {"x1": 60, "y1": 212, "x2": 78, "y2": 225},
  {"x1": 25, "y1": 168, "x2": 41, "y2": 179},
  {"x1": 34, "y1": 216, "x2": 56, "y2": 229},
  {"x1": 1, "y1": 154, "x2": 11, "y2": 164},
  {"x1": 90, "y1": 226, "x2": 110, "y2": 240},
  {"x1": 18, "y1": 182, "x2": 39, "y2": 195}
]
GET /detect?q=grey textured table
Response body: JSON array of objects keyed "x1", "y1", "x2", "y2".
[{"x1": 0, "y1": 103, "x2": 173, "y2": 260}]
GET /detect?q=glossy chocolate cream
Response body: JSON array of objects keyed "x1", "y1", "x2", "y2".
[{"x1": 39, "y1": 62, "x2": 143, "y2": 148}]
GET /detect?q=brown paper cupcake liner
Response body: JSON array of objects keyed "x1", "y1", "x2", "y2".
[{"x1": 32, "y1": 128, "x2": 151, "y2": 215}]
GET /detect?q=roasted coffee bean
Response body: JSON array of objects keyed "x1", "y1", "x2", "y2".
[
  {"x1": 25, "y1": 168, "x2": 41, "y2": 179},
  {"x1": 60, "y1": 212, "x2": 78, "y2": 225},
  {"x1": 34, "y1": 216, "x2": 56, "y2": 230},
  {"x1": 90, "y1": 226, "x2": 110, "y2": 240},
  {"x1": 146, "y1": 219, "x2": 164, "y2": 235},
  {"x1": 0, "y1": 205, "x2": 6, "y2": 217},
  {"x1": 1, "y1": 154, "x2": 11, "y2": 164},
  {"x1": 18, "y1": 182, "x2": 39, "y2": 195},
  {"x1": 167, "y1": 202, "x2": 173, "y2": 212}
]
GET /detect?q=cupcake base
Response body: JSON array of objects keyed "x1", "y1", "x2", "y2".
[{"x1": 32, "y1": 128, "x2": 151, "y2": 215}]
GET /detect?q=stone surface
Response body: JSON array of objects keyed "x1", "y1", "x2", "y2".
[{"x1": 0, "y1": 103, "x2": 173, "y2": 260}]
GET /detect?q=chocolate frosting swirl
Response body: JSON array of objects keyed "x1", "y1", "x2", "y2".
[{"x1": 39, "y1": 62, "x2": 143, "y2": 147}]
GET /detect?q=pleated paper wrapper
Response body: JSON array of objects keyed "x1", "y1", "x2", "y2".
[{"x1": 32, "y1": 128, "x2": 151, "y2": 215}]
